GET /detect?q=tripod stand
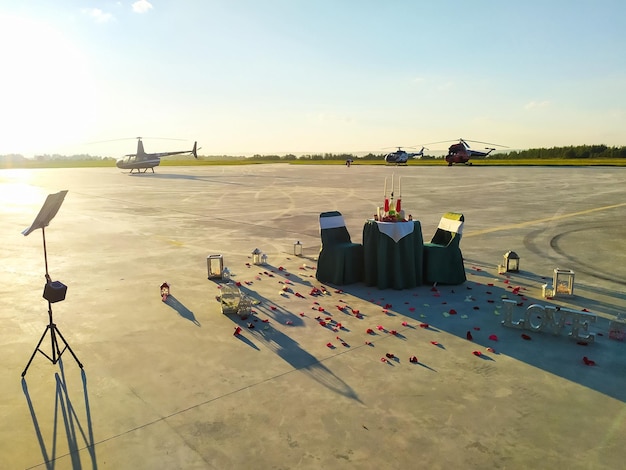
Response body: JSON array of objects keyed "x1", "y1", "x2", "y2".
[
  {"x1": 21, "y1": 292, "x2": 83, "y2": 377},
  {"x1": 21, "y1": 192, "x2": 84, "y2": 377}
]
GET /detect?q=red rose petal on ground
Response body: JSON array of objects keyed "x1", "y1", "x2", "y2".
[
  {"x1": 367, "y1": 328, "x2": 374, "y2": 334},
  {"x1": 430, "y1": 341, "x2": 439, "y2": 345},
  {"x1": 262, "y1": 319, "x2": 269, "y2": 323},
  {"x1": 385, "y1": 353, "x2": 395, "y2": 359},
  {"x1": 420, "y1": 323, "x2": 429, "y2": 328},
  {"x1": 409, "y1": 356, "x2": 419, "y2": 363},
  {"x1": 473, "y1": 327, "x2": 481, "y2": 331},
  {"x1": 449, "y1": 309, "x2": 457, "y2": 315},
  {"x1": 233, "y1": 326, "x2": 242, "y2": 336},
  {"x1": 390, "y1": 330, "x2": 398, "y2": 335},
  {"x1": 489, "y1": 334, "x2": 498, "y2": 341},
  {"x1": 583, "y1": 356, "x2": 596, "y2": 366},
  {"x1": 409, "y1": 307, "x2": 416, "y2": 312},
  {"x1": 521, "y1": 334, "x2": 531, "y2": 340},
  {"x1": 486, "y1": 347, "x2": 495, "y2": 353},
  {"x1": 353, "y1": 309, "x2": 360, "y2": 314},
  {"x1": 377, "y1": 325, "x2": 384, "y2": 330},
  {"x1": 381, "y1": 357, "x2": 387, "y2": 362},
  {"x1": 326, "y1": 342, "x2": 333, "y2": 348},
  {"x1": 319, "y1": 321, "x2": 327, "y2": 326},
  {"x1": 472, "y1": 350, "x2": 482, "y2": 356},
  {"x1": 466, "y1": 331, "x2": 473, "y2": 341},
  {"x1": 402, "y1": 321, "x2": 408, "y2": 326}
]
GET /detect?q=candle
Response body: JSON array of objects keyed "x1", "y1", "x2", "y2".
[
  {"x1": 391, "y1": 174, "x2": 394, "y2": 195},
  {"x1": 399, "y1": 176, "x2": 402, "y2": 198},
  {"x1": 383, "y1": 177, "x2": 387, "y2": 197}
]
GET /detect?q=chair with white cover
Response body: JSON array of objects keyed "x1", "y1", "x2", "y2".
[
  {"x1": 423, "y1": 212, "x2": 466, "y2": 285},
  {"x1": 316, "y1": 211, "x2": 364, "y2": 285}
]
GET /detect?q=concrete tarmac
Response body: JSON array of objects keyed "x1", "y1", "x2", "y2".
[{"x1": 1, "y1": 164, "x2": 625, "y2": 469}]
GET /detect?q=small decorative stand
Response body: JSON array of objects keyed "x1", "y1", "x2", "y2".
[
  {"x1": 220, "y1": 282, "x2": 241, "y2": 315},
  {"x1": 237, "y1": 294, "x2": 252, "y2": 320}
]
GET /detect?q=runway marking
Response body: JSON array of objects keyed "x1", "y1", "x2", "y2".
[{"x1": 464, "y1": 202, "x2": 626, "y2": 238}]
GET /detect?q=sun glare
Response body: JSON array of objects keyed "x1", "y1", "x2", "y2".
[{"x1": 0, "y1": 15, "x2": 97, "y2": 155}]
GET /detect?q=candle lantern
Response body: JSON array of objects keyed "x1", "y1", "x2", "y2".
[
  {"x1": 237, "y1": 293, "x2": 252, "y2": 319},
  {"x1": 261, "y1": 253, "x2": 268, "y2": 265},
  {"x1": 503, "y1": 251, "x2": 520, "y2": 272},
  {"x1": 220, "y1": 282, "x2": 241, "y2": 315},
  {"x1": 252, "y1": 248, "x2": 262, "y2": 265},
  {"x1": 294, "y1": 240, "x2": 303, "y2": 256},
  {"x1": 222, "y1": 266, "x2": 231, "y2": 282},
  {"x1": 207, "y1": 254, "x2": 224, "y2": 279},
  {"x1": 553, "y1": 268, "x2": 575, "y2": 296}
]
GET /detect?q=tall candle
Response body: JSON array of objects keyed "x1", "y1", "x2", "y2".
[
  {"x1": 383, "y1": 177, "x2": 387, "y2": 197},
  {"x1": 399, "y1": 176, "x2": 402, "y2": 197},
  {"x1": 391, "y1": 174, "x2": 394, "y2": 195}
]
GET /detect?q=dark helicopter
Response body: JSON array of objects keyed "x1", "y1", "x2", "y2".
[
  {"x1": 383, "y1": 146, "x2": 426, "y2": 165},
  {"x1": 116, "y1": 138, "x2": 198, "y2": 173},
  {"x1": 424, "y1": 138, "x2": 508, "y2": 166}
]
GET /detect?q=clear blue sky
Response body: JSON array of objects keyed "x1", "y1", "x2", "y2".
[{"x1": 1, "y1": 0, "x2": 625, "y2": 157}]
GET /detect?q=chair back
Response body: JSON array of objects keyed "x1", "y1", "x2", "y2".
[
  {"x1": 319, "y1": 211, "x2": 353, "y2": 246},
  {"x1": 430, "y1": 212, "x2": 464, "y2": 246}
]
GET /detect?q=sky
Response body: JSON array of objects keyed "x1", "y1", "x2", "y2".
[{"x1": 1, "y1": 0, "x2": 625, "y2": 158}]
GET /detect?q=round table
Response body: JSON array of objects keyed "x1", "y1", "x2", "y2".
[{"x1": 362, "y1": 219, "x2": 424, "y2": 290}]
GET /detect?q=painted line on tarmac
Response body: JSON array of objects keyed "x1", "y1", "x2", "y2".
[{"x1": 464, "y1": 202, "x2": 626, "y2": 238}]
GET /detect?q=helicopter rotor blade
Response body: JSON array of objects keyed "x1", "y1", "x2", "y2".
[{"x1": 463, "y1": 139, "x2": 509, "y2": 148}]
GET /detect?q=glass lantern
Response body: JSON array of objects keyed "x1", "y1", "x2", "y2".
[
  {"x1": 261, "y1": 253, "x2": 268, "y2": 265},
  {"x1": 207, "y1": 254, "x2": 224, "y2": 279},
  {"x1": 294, "y1": 240, "x2": 303, "y2": 257},
  {"x1": 222, "y1": 267, "x2": 231, "y2": 282},
  {"x1": 220, "y1": 282, "x2": 241, "y2": 315},
  {"x1": 553, "y1": 268, "x2": 575, "y2": 296},
  {"x1": 503, "y1": 251, "x2": 520, "y2": 272},
  {"x1": 252, "y1": 248, "x2": 262, "y2": 265}
]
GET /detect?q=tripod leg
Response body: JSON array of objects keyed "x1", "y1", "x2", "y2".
[
  {"x1": 53, "y1": 326, "x2": 83, "y2": 369},
  {"x1": 22, "y1": 325, "x2": 51, "y2": 377}
]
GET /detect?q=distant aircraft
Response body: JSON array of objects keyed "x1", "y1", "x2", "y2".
[
  {"x1": 424, "y1": 138, "x2": 508, "y2": 166},
  {"x1": 384, "y1": 146, "x2": 426, "y2": 165},
  {"x1": 116, "y1": 138, "x2": 198, "y2": 173}
]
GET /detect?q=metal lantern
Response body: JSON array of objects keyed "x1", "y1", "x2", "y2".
[
  {"x1": 503, "y1": 251, "x2": 520, "y2": 272},
  {"x1": 261, "y1": 253, "x2": 268, "y2": 265},
  {"x1": 207, "y1": 254, "x2": 224, "y2": 279},
  {"x1": 220, "y1": 282, "x2": 241, "y2": 315},
  {"x1": 237, "y1": 293, "x2": 252, "y2": 319},
  {"x1": 553, "y1": 268, "x2": 575, "y2": 296},
  {"x1": 252, "y1": 248, "x2": 262, "y2": 265},
  {"x1": 222, "y1": 266, "x2": 231, "y2": 282},
  {"x1": 294, "y1": 240, "x2": 303, "y2": 257}
]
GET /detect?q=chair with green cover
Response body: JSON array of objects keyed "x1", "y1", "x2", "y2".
[
  {"x1": 423, "y1": 212, "x2": 466, "y2": 285},
  {"x1": 316, "y1": 211, "x2": 364, "y2": 285}
]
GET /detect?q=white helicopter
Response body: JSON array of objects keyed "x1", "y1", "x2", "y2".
[
  {"x1": 383, "y1": 146, "x2": 426, "y2": 165},
  {"x1": 116, "y1": 137, "x2": 198, "y2": 173}
]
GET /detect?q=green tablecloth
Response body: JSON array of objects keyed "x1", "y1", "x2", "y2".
[{"x1": 363, "y1": 220, "x2": 424, "y2": 290}]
